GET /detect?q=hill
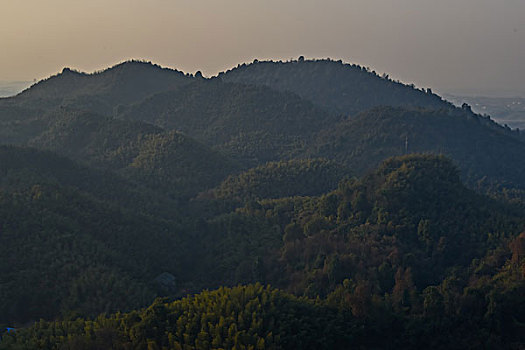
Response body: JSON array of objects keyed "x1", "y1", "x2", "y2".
[
  {"x1": 29, "y1": 109, "x2": 164, "y2": 168},
  {"x1": 27, "y1": 109, "x2": 239, "y2": 198},
  {"x1": 2, "y1": 60, "x2": 524, "y2": 193},
  {"x1": 125, "y1": 130, "x2": 239, "y2": 198},
  {"x1": 1, "y1": 59, "x2": 524, "y2": 348},
  {"x1": 0, "y1": 61, "x2": 193, "y2": 145},
  {"x1": 9, "y1": 61, "x2": 193, "y2": 113},
  {"x1": 0, "y1": 145, "x2": 177, "y2": 217},
  {"x1": 0, "y1": 146, "x2": 202, "y2": 324},
  {"x1": 0, "y1": 285, "x2": 358, "y2": 350},
  {"x1": 309, "y1": 106, "x2": 525, "y2": 188},
  {"x1": 201, "y1": 155, "x2": 524, "y2": 294},
  {"x1": 221, "y1": 58, "x2": 453, "y2": 115},
  {"x1": 212, "y1": 158, "x2": 348, "y2": 202},
  {"x1": 118, "y1": 80, "x2": 339, "y2": 165},
  {"x1": 3, "y1": 156, "x2": 525, "y2": 349}
]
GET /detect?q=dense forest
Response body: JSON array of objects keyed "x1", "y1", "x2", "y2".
[{"x1": 0, "y1": 58, "x2": 524, "y2": 349}]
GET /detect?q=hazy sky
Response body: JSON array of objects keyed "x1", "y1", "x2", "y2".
[{"x1": 1, "y1": 0, "x2": 524, "y2": 96}]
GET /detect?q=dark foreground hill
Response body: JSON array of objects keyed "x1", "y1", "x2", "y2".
[
  {"x1": 0, "y1": 149, "x2": 184, "y2": 324},
  {"x1": 3, "y1": 161, "x2": 525, "y2": 349}
]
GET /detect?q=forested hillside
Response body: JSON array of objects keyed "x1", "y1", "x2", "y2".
[
  {"x1": 221, "y1": 58, "x2": 452, "y2": 115},
  {"x1": 212, "y1": 158, "x2": 348, "y2": 203},
  {"x1": 310, "y1": 106, "x2": 525, "y2": 187},
  {"x1": 0, "y1": 61, "x2": 192, "y2": 145},
  {"x1": 0, "y1": 59, "x2": 524, "y2": 349},
  {"x1": 0, "y1": 146, "x2": 201, "y2": 324},
  {"x1": 6, "y1": 108, "x2": 239, "y2": 198},
  {"x1": 118, "y1": 80, "x2": 338, "y2": 165},
  {"x1": 11, "y1": 61, "x2": 192, "y2": 113},
  {"x1": 2, "y1": 155, "x2": 524, "y2": 349}
]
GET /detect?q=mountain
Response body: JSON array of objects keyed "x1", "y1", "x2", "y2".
[
  {"x1": 10, "y1": 61, "x2": 193, "y2": 113},
  {"x1": 2, "y1": 59, "x2": 523, "y2": 191},
  {"x1": 0, "y1": 61, "x2": 193, "y2": 146},
  {"x1": 28, "y1": 109, "x2": 239, "y2": 198},
  {"x1": 115, "y1": 63, "x2": 525, "y2": 191},
  {"x1": 118, "y1": 79, "x2": 339, "y2": 165},
  {"x1": 309, "y1": 106, "x2": 525, "y2": 188},
  {"x1": 0, "y1": 59, "x2": 525, "y2": 348},
  {"x1": 221, "y1": 58, "x2": 453, "y2": 115}
]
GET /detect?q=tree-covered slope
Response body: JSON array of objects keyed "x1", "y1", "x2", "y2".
[
  {"x1": 212, "y1": 158, "x2": 348, "y2": 202},
  {"x1": 118, "y1": 80, "x2": 340, "y2": 164},
  {"x1": 0, "y1": 182, "x2": 188, "y2": 325},
  {"x1": 0, "y1": 146, "x2": 226, "y2": 324},
  {"x1": 185, "y1": 155, "x2": 525, "y2": 300},
  {"x1": 310, "y1": 106, "x2": 525, "y2": 188},
  {"x1": 0, "y1": 61, "x2": 193, "y2": 145},
  {"x1": 0, "y1": 145, "x2": 178, "y2": 218},
  {"x1": 0, "y1": 284, "x2": 358, "y2": 350},
  {"x1": 221, "y1": 58, "x2": 452, "y2": 115},
  {"x1": 124, "y1": 131, "x2": 240, "y2": 198},
  {"x1": 2, "y1": 60, "x2": 524, "y2": 194},
  {"x1": 4, "y1": 256, "x2": 524, "y2": 349},
  {"x1": 200, "y1": 155, "x2": 523, "y2": 296},
  {"x1": 1, "y1": 154, "x2": 524, "y2": 348},
  {"x1": 28, "y1": 109, "x2": 164, "y2": 168},
  {"x1": 0, "y1": 60, "x2": 524, "y2": 348},
  {"x1": 26, "y1": 109, "x2": 239, "y2": 198},
  {"x1": 6, "y1": 61, "x2": 193, "y2": 113}
]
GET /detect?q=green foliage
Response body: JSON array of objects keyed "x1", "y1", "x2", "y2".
[
  {"x1": 119, "y1": 80, "x2": 338, "y2": 165},
  {"x1": 0, "y1": 146, "x2": 204, "y2": 324},
  {"x1": 213, "y1": 158, "x2": 348, "y2": 203},
  {"x1": 124, "y1": 130, "x2": 239, "y2": 198},
  {"x1": 311, "y1": 106, "x2": 525, "y2": 188},
  {"x1": 27, "y1": 109, "x2": 238, "y2": 198},
  {"x1": 1, "y1": 60, "x2": 525, "y2": 348},
  {"x1": 0, "y1": 285, "x2": 356, "y2": 350},
  {"x1": 232, "y1": 155, "x2": 524, "y2": 297}
]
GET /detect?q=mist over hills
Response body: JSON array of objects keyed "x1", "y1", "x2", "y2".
[
  {"x1": 445, "y1": 94, "x2": 525, "y2": 130},
  {"x1": 0, "y1": 58, "x2": 524, "y2": 349},
  {"x1": 0, "y1": 81, "x2": 32, "y2": 98}
]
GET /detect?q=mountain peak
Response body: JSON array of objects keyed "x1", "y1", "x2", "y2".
[
  {"x1": 60, "y1": 67, "x2": 82, "y2": 75},
  {"x1": 222, "y1": 58, "x2": 453, "y2": 115}
]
